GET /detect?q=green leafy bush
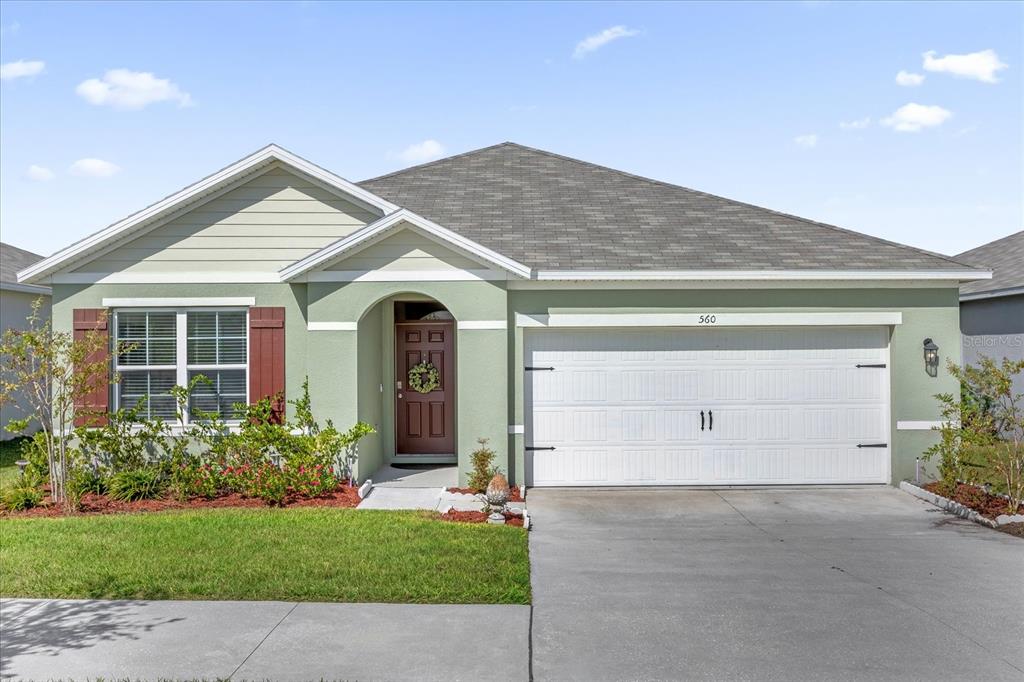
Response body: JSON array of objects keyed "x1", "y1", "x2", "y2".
[
  {"x1": 243, "y1": 463, "x2": 289, "y2": 506},
  {"x1": 169, "y1": 460, "x2": 223, "y2": 500},
  {"x1": 467, "y1": 437, "x2": 498, "y2": 493},
  {"x1": 68, "y1": 467, "x2": 107, "y2": 497},
  {"x1": 287, "y1": 462, "x2": 337, "y2": 498},
  {"x1": 107, "y1": 468, "x2": 166, "y2": 502},
  {"x1": 1, "y1": 474, "x2": 44, "y2": 511}
]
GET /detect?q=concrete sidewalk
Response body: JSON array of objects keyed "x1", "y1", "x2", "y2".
[{"x1": 0, "y1": 599, "x2": 530, "y2": 681}]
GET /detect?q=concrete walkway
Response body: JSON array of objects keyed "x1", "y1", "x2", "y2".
[{"x1": 0, "y1": 599, "x2": 530, "y2": 681}]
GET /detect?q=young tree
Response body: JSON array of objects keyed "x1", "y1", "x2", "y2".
[{"x1": 0, "y1": 299, "x2": 113, "y2": 511}]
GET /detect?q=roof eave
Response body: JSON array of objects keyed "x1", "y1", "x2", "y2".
[{"x1": 532, "y1": 269, "x2": 994, "y2": 282}]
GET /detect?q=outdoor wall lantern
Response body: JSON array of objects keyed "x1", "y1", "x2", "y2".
[{"x1": 923, "y1": 338, "x2": 939, "y2": 378}]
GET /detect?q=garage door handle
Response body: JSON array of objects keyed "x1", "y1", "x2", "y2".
[
  {"x1": 856, "y1": 443, "x2": 888, "y2": 448},
  {"x1": 526, "y1": 446, "x2": 556, "y2": 451},
  {"x1": 709, "y1": 410, "x2": 713, "y2": 431},
  {"x1": 700, "y1": 410, "x2": 705, "y2": 431},
  {"x1": 856, "y1": 363, "x2": 887, "y2": 369},
  {"x1": 525, "y1": 366, "x2": 555, "y2": 371}
]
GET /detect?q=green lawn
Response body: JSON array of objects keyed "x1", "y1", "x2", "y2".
[
  {"x1": 0, "y1": 507, "x2": 530, "y2": 604},
  {"x1": 0, "y1": 437, "x2": 28, "y2": 487}
]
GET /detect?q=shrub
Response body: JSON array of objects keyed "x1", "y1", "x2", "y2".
[
  {"x1": 169, "y1": 460, "x2": 223, "y2": 500},
  {"x1": 68, "y1": 467, "x2": 107, "y2": 497},
  {"x1": 1, "y1": 475, "x2": 44, "y2": 511},
  {"x1": 287, "y1": 462, "x2": 338, "y2": 498},
  {"x1": 107, "y1": 468, "x2": 166, "y2": 502},
  {"x1": 927, "y1": 358, "x2": 1024, "y2": 511},
  {"x1": 243, "y1": 463, "x2": 289, "y2": 506},
  {"x1": 467, "y1": 437, "x2": 499, "y2": 493}
]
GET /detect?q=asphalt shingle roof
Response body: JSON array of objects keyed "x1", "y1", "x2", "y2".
[
  {"x1": 360, "y1": 142, "x2": 975, "y2": 272},
  {"x1": 956, "y1": 230, "x2": 1024, "y2": 297},
  {"x1": 0, "y1": 242, "x2": 45, "y2": 285}
]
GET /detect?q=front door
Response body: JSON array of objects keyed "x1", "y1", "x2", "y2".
[{"x1": 396, "y1": 322, "x2": 455, "y2": 455}]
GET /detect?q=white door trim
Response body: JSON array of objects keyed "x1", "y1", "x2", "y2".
[{"x1": 515, "y1": 312, "x2": 902, "y2": 328}]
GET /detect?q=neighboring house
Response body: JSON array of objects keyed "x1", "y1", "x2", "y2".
[
  {"x1": 1, "y1": 242, "x2": 51, "y2": 440},
  {"x1": 17, "y1": 143, "x2": 990, "y2": 487},
  {"x1": 956, "y1": 230, "x2": 1024, "y2": 395}
]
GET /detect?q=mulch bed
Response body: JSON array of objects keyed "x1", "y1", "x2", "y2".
[
  {"x1": 995, "y1": 522, "x2": 1024, "y2": 538},
  {"x1": 1, "y1": 485, "x2": 362, "y2": 518},
  {"x1": 439, "y1": 509, "x2": 524, "y2": 527},
  {"x1": 446, "y1": 486, "x2": 524, "y2": 502},
  {"x1": 922, "y1": 481, "x2": 1023, "y2": 520}
]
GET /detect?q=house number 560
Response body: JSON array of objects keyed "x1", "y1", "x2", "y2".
[{"x1": 698, "y1": 314, "x2": 717, "y2": 324}]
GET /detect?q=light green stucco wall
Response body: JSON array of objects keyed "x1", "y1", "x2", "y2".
[
  {"x1": 51, "y1": 280, "x2": 961, "y2": 487},
  {"x1": 508, "y1": 287, "x2": 962, "y2": 485}
]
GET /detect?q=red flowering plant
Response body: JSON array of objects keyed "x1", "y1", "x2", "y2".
[{"x1": 286, "y1": 461, "x2": 338, "y2": 498}]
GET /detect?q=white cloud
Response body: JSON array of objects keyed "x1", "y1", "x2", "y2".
[
  {"x1": 881, "y1": 103, "x2": 952, "y2": 133},
  {"x1": 794, "y1": 134, "x2": 818, "y2": 148},
  {"x1": 76, "y1": 69, "x2": 193, "y2": 110},
  {"x1": 26, "y1": 165, "x2": 55, "y2": 181},
  {"x1": 1, "y1": 60, "x2": 45, "y2": 81},
  {"x1": 895, "y1": 70, "x2": 925, "y2": 87},
  {"x1": 922, "y1": 49, "x2": 1007, "y2": 83},
  {"x1": 573, "y1": 25, "x2": 640, "y2": 59},
  {"x1": 839, "y1": 117, "x2": 871, "y2": 130},
  {"x1": 69, "y1": 158, "x2": 121, "y2": 178},
  {"x1": 398, "y1": 140, "x2": 446, "y2": 164}
]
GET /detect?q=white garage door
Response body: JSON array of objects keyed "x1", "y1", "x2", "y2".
[{"x1": 525, "y1": 327, "x2": 890, "y2": 486}]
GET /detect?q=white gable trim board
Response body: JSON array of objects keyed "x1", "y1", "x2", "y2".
[
  {"x1": 279, "y1": 208, "x2": 532, "y2": 281},
  {"x1": 524, "y1": 326, "x2": 893, "y2": 487},
  {"x1": 18, "y1": 145, "x2": 399, "y2": 285}
]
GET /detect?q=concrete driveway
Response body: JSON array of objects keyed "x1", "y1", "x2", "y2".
[{"x1": 528, "y1": 487, "x2": 1023, "y2": 681}]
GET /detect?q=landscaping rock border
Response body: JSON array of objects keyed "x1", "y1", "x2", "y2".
[{"x1": 899, "y1": 480, "x2": 1016, "y2": 528}]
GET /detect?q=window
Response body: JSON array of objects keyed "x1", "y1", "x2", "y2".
[{"x1": 114, "y1": 309, "x2": 248, "y2": 423}]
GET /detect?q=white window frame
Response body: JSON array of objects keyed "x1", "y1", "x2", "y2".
[{"x1": 113, "y1": 307, "x2": 249, "y2": 425}]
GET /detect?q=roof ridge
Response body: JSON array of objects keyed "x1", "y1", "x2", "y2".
[
  {"x1": 502, "y1": 142, "x2": 979, "y2": 271},
  {"x1": 359, "y1": 142, "x2": 517, "y2": 184}
]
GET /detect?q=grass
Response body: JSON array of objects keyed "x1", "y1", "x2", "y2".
[
  {"x1": 0, "y1": 437, "x2": 28, "y2": 487},
  {"x1": 0, "y1": 507, "x2": 531, "y2": 604}
]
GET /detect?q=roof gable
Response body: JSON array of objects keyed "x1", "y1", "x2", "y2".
[
  {"x1": 19, "y1": 145, "x2": 398, "y2": 284},
  {"x1": 280, "y1": 209, "x2": 531, "y2": 281}
]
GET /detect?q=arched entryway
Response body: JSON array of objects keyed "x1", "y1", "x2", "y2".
[{"x1": 393, "y1": 299, "x2": 456, "y2": 457}]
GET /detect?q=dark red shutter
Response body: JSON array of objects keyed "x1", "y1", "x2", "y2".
[
  {"x1": 73, "y1": 309, "x2": 110, "y2": 427},
  {"x1": 249, "y1": 307, "x2": 285, "y2": 423}
]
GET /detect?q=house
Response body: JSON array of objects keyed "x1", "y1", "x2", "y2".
[
  {"x1": 16, "y1": 143, "x2": 990, "y2": 487},
  {"x1": 956, "y1": 231, "x2": 1024, "y2": 394},
  {"x1": 1, "y1": 242, "x2": 52, "y2": 440}
]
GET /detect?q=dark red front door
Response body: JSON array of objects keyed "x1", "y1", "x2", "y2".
[{"x1": 396, "y1": 322, "x2": 455, "y2": 455}]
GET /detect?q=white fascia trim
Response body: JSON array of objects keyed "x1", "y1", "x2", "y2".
[
  {"x1": 457, "y1": 320, "x2": 507, "y2": 330},
  {"x1": 53, "y1": 272, "x2": 282, "y2": 284},
  {"x1": 307, "y1": 321, "x2": 358, "y2": 331},
  {"x1": 279, "y1": 208, "x2": 532, "y2": 281},
  {"x1": 533, "y1": 269, "x2": 993, "y2": 282},
  {"x1": 960, "y1": 286, "x2": 1024, "y2": 302},
  {"x1": 17, "y1": 144, "x2": 399, "y2": 285},
  {"x1": 0, "y1": 282, "x2": 51, "y2": 295},
  {"x1": 896, "y1": 420, "x2": 946, "y2": 430},
  {"x1": 102, "y1": 297, "x2": 256, "y2": 308},
  {"x1": 516, "y1": 311, "x2": 903, "y2": 328},
  {"x1": 306, "y1": 269, "x2": 508, "y2": 282}
]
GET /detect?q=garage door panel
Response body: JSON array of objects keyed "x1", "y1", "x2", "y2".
[{"x1": 525, "y1": 327, "x2": 890, "y2": 486}]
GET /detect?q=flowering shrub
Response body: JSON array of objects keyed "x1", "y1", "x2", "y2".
[
  {"x1": 170, "y1": 461, "x2": 223, "y2": 500},
  {"x1": 243, "y1": 463, "x2": 289, "y2": 506},
  {"x1": 287, "y1": 462, "x2": 338, "y2": 498}
]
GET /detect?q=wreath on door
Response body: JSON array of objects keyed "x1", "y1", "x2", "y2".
[{"x1": 408, "y1": 361, "x2": 441, "y2": 394}]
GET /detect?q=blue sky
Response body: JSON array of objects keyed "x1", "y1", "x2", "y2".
[{"x1": 1, "y1": 1, "x2": 1020, "y2": 259}]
